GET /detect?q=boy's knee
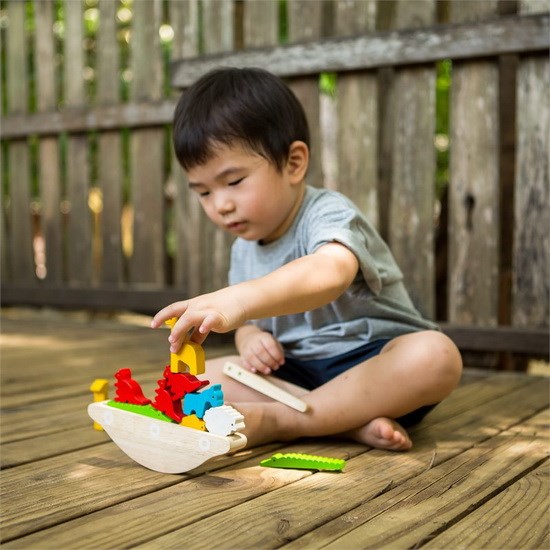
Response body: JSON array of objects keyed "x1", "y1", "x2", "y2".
[
  {"x1": 422, "y1": 331, "x2": 463, "y2": 386},
  {"x1": 391, "y1": 331, "x2": 461, "y2": 386}
]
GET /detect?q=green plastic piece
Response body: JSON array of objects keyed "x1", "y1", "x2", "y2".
[
  {"x1": 260, "y1": 452, "x2": 346, "y2": 471},
  {"x1": 107, "y1": 400, "x2": 175, "y2": 423}
]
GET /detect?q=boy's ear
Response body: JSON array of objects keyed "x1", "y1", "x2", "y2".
[{"x1": 286, "y1": 141, "x2": 309, "y2": 183}]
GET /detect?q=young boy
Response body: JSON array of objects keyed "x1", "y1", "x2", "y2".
[{"x1": 151, "y1": 67, "x2": 462, "y2": 450}]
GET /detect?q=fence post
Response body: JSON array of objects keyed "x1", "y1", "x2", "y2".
[
  {"x1": 97, "y1": 0, "x2": 123, "y2": 285},
  {"x1": 6, "y1": 1, "x2": 34, "y2": 284},
  {"x1": 388, "y1": 0, "x2": 437, "y2": 319},
  {"x1": 35, "y1": 0, "x2": 62, "y2": 283},
  {"x1": 65, "y1": 0, "x2": 92, "y2": 285},
  {"x1": 170, "y1": 0, "x2": 199, "y2": 298},
  {"x1": 334, "y1": 1, "x2": 378, "y2": 226},
  {"x1": 287, "y1": 0, "x2": 324, "y2": 188},
  {"x1": 513, "y1": 0, "x2": 549, "y2": 327},
  {"x1": 129, "y1": 0, "x2": 165, "y2": 285},
  {"x1": 448, "y1": 1, "x2": 500, "y2": 331},
  {"x1": 199, "y1": 0, "x2": 236, "y2": 294}
]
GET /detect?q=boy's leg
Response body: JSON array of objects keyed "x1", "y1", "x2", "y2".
[{"x1": 212, "y1": 331, "x2": 462, "y2": 449}]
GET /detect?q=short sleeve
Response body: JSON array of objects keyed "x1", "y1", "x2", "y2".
[{"x1": 301, "y1": 194, "x2": 403, "y2": 295}]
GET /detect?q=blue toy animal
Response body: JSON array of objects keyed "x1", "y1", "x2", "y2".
[{"x1": 183, "y1": 384, "x2": 224, "y2": 419}]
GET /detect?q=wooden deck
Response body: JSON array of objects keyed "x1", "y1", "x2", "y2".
[{"x1": 1, "y1": 311, "x2": 549, "y2": 549}]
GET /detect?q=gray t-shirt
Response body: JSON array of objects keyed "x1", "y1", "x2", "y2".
[{"x1": 229, "y1": 185, "x2": 437, "y2": 360}]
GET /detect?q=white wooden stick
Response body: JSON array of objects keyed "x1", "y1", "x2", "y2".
[{"x1": 223, "y1": 362, "x2": 308, "y2": 413}]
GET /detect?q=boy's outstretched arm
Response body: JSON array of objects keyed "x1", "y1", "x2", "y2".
[{"x1": 151, "y1": 242, "x2": 359, "y2": 352}]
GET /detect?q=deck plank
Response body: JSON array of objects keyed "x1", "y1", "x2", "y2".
[
  {"x1": 289, "y1": 411, "x2": 549, "y2": 549},
  {"x1": 424, "y1": 461, "x2": 550, "y2": 549},
  {"x1": 1, "y1": 313, "x2": 548, "y2": 548},
  {"x1": 5, "y1": 441, "x2": 363, "y2": 549}
]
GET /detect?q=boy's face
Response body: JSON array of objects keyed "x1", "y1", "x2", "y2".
[{"x1": 186, "y1": 142, "x2": 307, "y2": 244}]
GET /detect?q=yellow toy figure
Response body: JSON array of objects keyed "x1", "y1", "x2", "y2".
[
  {"x1": 89, "y1": 379, "x2": 109, "y2": 430},
  {"x1": 164, "y1": 317, "x2": 205, "y2": 375}
]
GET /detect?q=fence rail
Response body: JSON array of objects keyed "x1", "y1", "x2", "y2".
[
  {"x1": 171, "y1": 13, "x2": 549, "y2": 85},
  {"x1": 1, "y1": 0, "x2": 548, "y2": 364}
]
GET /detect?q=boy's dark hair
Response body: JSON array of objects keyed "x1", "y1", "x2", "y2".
[{"x1": 173, "y1": 67, "x2": 310, "y2": 172}]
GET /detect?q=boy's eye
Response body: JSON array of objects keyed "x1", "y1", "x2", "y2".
[
  {"x1": 228, "y1": 177, "x2": 244, "y2": 187},
  {"x1": 199, "y1": 191, "x2": 210, "y2": 197}
]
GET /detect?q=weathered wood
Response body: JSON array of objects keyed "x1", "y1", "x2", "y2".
[
  {"x1": 170, "y1": 0, "x2": 199, "y2": 60},
  {"x1": 3, "y1": 442, "x2": 307, "y2": 547},
  {"x1": 1, "y1": 315, "x2": 548, "y2": 547},
  {"x1": 64, "y1": 1, "x2": 92, "y2": 285},
  {"x1": 376, "y1": 4, "x2": 397, "y2": 244},
  {"x1": 513, "y1": 13, "x2": 549, "y2": 327},
  {"x1": 0, "y1": 283, "x2": 209, "y2": 315},
  {"x1": 1, "y1": 394, "x2": 98, "y2": 444},
  {"x1": 520, "y1": 0, "x2": 550, "y2": 13},
  {"x1": 97, "y1": 0, "x2": 123, "y2": 284},
  {"x1": 35, "y1": 0, "x2": 62, "y2": 283},
  {"x1": 171, "y1": 13, "x2": 550, "y2": 87},
  {"x1": 290, "y1": 411, "x2": 549, "y2": 549},
  {"x1": 2, "y1": 282, "x2": 548, "y2": 355},
  {"x1": 1, "y1": 100, "x2": 177, "y2": 139},
  {"x1": 200, "y1": 0, "x2": 236, "y2": 294},
  {"x1": 129, "y1": 0, "x2": 165, "y2": 285},
  {"x1": 244, "y1": 0, "x2": 279, "y2": 47},
  {"x1": 202, "y1": 0, "x2": 235, "y2": 54},
  {"x1": 1, "y1": 427, "x2": 109, "y2": 469},
  {"x1": 334, "y1": 1, "x2": 379, "y2": 226},
  {"x1": 448, "y1": 2, "x2": 500, "y2": 327},
  {"x1": 0, "y1": 444, "x2": 181, "y2": 542},
  {"x1": 6, "y1": 1, "x2": 34, "y2": 284},
  {"x1": 441, "y1": 324, "x2": 549, "y2": 355},
  {"x1": 288, "y1": 0, "x2": 324, "y2": 188},
  {"x1": 424, "y1": 461, "x2": 550, "y2": 549},
  {"x1": 388, "y1": 1, "x2": 436, "y2": 319},
  {"x1": 169, "y1": 0, "x2": 198, "y2": 296},
  {"x1": 2, "y1": 15, "x2": 545, "y2": 139}
]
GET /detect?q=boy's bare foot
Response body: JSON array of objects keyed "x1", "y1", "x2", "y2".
[
  {"x1": 347, "y1": 417, "x2": 412, "y2": 451},
  {"x1": 232, "y1": 402, "x2": 285, "y2": 448}
]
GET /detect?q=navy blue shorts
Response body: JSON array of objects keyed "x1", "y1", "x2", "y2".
[{"x1": 273, "y1": 338, "x2": 437, "y2": 427}]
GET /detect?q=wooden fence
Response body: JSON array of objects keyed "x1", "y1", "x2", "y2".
[{"x1": 1, "y1": 0, "x2": 548, "y2": 362}]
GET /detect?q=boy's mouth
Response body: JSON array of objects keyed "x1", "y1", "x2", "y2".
[{"x1": 226, "y1": 221, "x2": 247, "y2": 232}]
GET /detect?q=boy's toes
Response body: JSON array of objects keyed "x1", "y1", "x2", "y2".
[
  {"x1": 389, "y1": 429, "x2": 412, "y2": 450},
  {"x1": 360, "y1": 417, "x2": 412, "y2": 451}
]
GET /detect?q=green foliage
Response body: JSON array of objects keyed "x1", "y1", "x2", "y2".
[
  {"x1": 435, "y1": 59, "x2": 451, "y2": 198},
  {"x1": 279, "y1": 0, "x2": 288, "y2": 44},
  {"x1": 320, "y1": 72, "x2": 337, "y2": 97}
]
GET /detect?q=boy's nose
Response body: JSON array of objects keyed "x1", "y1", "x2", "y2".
[{"x1": 215, "y1": 194, "x2": 235, "y2": 215}]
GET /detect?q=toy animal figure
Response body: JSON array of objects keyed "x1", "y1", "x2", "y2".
[
  {"x1": 152, "y1": 378, "x2": 184, "y2": 422},
  {"x1": 203, "y1": 405, "x2": 245, "y2": 436},
  {"x1": 151, "y1": 366, "x2": 209, "y2": 422},
  {"x1": 114, "y1": 368, "x2": 151, "y2": 405},
  {"x1": 183, "y1": 384, "x2": 224, "y2": 419},
  {"x1": 163, "y1": 366, "x2": 208, "y2": 396}
]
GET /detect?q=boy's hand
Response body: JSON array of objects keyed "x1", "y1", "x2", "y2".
[
  {"x1": 236, "y1": 326, "x2": 284, "y2": 375},
  {"x1": 151, "y1": 288, "x2": 248, "y2": 352}
]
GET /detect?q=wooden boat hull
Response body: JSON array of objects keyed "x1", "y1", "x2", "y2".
[{"x1": 88, "y1": 401, "x2": 247, "y2": 474}]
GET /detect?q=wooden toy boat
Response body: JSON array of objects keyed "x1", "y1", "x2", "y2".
[{"x1": 88, "y1": 400, "x2": 247, "y2": 474}]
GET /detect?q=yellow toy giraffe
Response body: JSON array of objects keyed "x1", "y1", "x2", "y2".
[{"x1": 164, "y1": 317, "x2": 206, "y2": 375}]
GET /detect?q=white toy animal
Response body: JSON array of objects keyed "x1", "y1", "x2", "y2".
[{"x1": 204, "y1": 405, "x2": 245, "y2": 436}]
